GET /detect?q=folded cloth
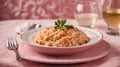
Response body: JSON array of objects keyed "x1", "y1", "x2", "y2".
[
  {"x1": 15, "y1": 21, "x2": 42, "y2": 35},
  {"x1": 15, "y1": 22, "x2": 33, "y2": 35}
]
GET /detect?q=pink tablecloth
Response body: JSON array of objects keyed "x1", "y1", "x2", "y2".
[{"x1": 0, "y1": 19, "x2": 120, "y2": 67}]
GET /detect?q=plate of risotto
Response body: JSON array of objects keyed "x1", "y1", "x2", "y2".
[{"x1": 21, "y1": 19, "x2": 103, "y2": 56}]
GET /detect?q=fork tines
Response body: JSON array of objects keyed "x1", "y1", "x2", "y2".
[{"x1": 7, "y1": 37, "x2": 18, "y2": 49}]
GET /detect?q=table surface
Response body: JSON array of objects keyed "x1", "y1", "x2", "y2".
[{"x1": 0, "y1": 19, "x2": 120, "y2": 67}]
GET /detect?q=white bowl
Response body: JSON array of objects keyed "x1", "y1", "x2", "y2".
[{"x1": 20, "y1": 26, "x2": 103, "y2": 56}]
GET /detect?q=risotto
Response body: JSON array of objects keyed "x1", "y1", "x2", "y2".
[{"x1": 33, "y1": 20, "x2": 90, "y2": 47}]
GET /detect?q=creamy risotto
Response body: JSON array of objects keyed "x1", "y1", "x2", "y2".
[{"x1": 33, "y1": 20, "x2": 90, "y2": 47}]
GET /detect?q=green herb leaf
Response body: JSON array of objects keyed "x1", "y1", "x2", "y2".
[
  {"x1": 64, "y1": 25, "x2": 74, "y2": 29},
  {"x1": 55, "y1": 21, "x2": 59, "y2": 26},
  {"x1": 75, "y1": 28, "x2": 79, "y2": 31},
  {"x1": 54, "y1": 19, "x2": 74, "y2": 30},
  {"x1": 61, "y1": 20, "x2": 66, "y2": 27}
]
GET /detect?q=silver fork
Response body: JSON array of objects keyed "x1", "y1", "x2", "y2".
[{"x1": 7, "y1": 37, "x2": 23, "y2": 61}]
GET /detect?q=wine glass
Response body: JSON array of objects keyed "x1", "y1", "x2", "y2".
[
  {"x1": 102, "y1": 0, "x2": 120, "y2": 35},
  {"x1": 74, "y1": 1, "x2": 98, "y2": 28}
]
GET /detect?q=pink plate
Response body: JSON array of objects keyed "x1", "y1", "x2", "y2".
[{"x1": 18, "y1": 40, "x2": 111, "y2": 64}]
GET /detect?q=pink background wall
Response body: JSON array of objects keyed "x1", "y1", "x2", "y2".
[{"x1": 0, "y1": 0, "x2": 104, "y2": 20}]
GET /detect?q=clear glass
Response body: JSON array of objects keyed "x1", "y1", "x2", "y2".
[
  {"x1": 102, "y1": 0, "x2": 120, "y2": 35},
  {"x1": 74, "y1": 2, "x2": 98, "y2": 28}
]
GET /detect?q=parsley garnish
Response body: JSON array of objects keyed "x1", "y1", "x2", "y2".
[{"x1": 54, "y1": 19, "x2": 74, "y2": 30}]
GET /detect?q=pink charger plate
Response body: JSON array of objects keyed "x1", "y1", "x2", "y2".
[{"x1": 18, "y1": 40, "x2": 111, "y2": 64}]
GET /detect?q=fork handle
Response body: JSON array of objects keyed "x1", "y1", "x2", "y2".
[{"x1": 14, "y1": 49, "x2": 23, "y2": 61}]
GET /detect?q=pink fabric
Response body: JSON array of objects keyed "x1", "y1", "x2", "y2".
[
  {"x1": 0, "y1": 19, "x2": 120, "y2": 67},
  {"x1": 0, "y1": 0, "x2": 103, "y2": 20}
]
